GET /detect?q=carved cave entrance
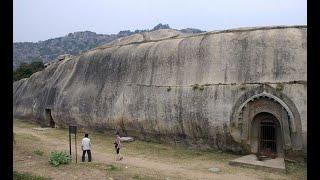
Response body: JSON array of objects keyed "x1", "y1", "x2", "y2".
[
  {"x1": 230, "y1": 86, "x2": 304, "y2": 159},
  {"x1": 45, "y1": 109, "x2": 55, "y2": 128},
  {"x1": 253, "y1": 113, "x2": 281, "y2": 158}
]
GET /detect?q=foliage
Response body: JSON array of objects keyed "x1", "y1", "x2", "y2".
[
  {"x1": 13, "y1": 171, "x2": 51, "y2": 180},
  {"x1": 48, "y1": 151, "x2": 71, "y2": 167},
  {"x1": 13, "y1": 61, "x2": 44, "y2": 81}
]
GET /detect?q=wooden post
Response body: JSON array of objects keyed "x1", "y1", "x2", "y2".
[
  {"x1": 75, "y1": 133, "x2": 77, "y2": 163},
  {"x1": 69, "y1": 132, "x2": 72, "y2": 156},
  {"x1": 69, "y1": 125, "x2": 77, "y2": 163}
]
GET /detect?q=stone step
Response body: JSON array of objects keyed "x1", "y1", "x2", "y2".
[{"x1": 229, "y1": 154, "x2": 286, "y2": 173}]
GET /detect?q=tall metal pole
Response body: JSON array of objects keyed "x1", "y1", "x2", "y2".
[{"x1": 75, "y1": 133, "x2": 77, "y2": 163}]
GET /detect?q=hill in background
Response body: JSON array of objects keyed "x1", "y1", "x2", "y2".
[{"x1": 13, "y1": 23, "x2": 205, "y2": 69}]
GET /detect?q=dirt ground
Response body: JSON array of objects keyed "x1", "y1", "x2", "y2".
[{"x1": 13, "y1": 119, "x2": 306, "y2": 180}]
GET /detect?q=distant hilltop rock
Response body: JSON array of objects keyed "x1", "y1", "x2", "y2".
[
  {"x1": 13, "y1": 23, "x2": 206, "y2": 69},
  {"x1": 180, "y1": 28, "x2": 205, "y2": 34},
  {"x1": 152, "y1": 23, "x2": 170, "y2": 30}
]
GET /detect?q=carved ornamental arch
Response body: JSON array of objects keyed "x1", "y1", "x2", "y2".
[{"x1": 229, "y1": 84, "x2": 303, "y2": 152}]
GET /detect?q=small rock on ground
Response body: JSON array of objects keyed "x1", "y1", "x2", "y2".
[
  {"x1": 32, "y1": 128, "x2": 52, "y2": 131},
  {"x1": 120, "y1": 137, "x2": 134, "y2": 142},
  {"x1": 208, "y1": 167, "x2": 220, "y2": 173}
]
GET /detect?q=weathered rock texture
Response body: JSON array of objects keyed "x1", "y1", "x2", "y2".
[{"x1": 13, "y1": 26, "x2": 307, "y2": 156}]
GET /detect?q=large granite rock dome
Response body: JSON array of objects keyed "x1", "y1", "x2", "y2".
[{"x1": 13, "y1": 26, "x2": 307, "y2": 154}]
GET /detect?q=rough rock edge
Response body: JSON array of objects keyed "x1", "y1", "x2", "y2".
[{"x1": 91, "y1": 25, "x2": 306, "y2": 51}]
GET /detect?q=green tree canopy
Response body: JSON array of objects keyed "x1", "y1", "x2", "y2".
[{"x1": 13, "y1": 61, "x2": 44, "y2": 82}]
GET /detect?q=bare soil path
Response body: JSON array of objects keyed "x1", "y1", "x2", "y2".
[{"x1": 13, "y1": 119, "x2": 306, "y2": 180}]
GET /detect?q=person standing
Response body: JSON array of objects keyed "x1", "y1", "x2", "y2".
[
  {"x1": 81, "y1": 133, "x2": 92, "y2": 162},
  {"x1": 114, "y1": 132, "x2": 123, "y2": 161}
]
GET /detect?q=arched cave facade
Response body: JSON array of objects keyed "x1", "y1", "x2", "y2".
[{"x1": 230, "y1": 84, "x2": 303, "y2": 157}]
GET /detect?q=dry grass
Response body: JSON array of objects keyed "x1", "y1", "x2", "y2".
[{"x1": 13, "y1": 119, "x2": 306, "y2": 180}]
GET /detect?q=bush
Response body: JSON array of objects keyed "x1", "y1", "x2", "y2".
[{"x1": 48, "y1": 151, "x2": 71, "y2": 167}]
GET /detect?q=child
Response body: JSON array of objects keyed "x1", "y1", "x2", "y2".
[
  {"x1": 81, "y1": 133, "x2": 92, "y2": 162},
  {"x1": 114, "y1": 132, "x2": 123, "y2": 161}
]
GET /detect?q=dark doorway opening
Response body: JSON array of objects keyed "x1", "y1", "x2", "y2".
[
  {"x1": 45, "y1": 109, "x2": 55, "y2": 128},
  {"x1": 259, "y1": 120, "x2": 277, "y2": 158},
  {"x1": 252, "y1": 112, "x2": 283, "y2": 159}
]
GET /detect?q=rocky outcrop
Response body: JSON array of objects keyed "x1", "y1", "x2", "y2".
[{"x1": 13, "y1": 26, "x2": 307, "y2": 154}]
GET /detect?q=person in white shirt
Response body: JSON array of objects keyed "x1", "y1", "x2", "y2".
[{"x1": 81, "y1": 133, "x2": 92, "y2": 162}]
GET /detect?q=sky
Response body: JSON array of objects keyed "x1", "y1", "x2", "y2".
[{"x1": 13, "y1": 0, "x2": 307, "y2": 42}]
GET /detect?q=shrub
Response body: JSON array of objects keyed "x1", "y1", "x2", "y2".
[{"x1": 48, "y1": 151, "x2": 71, "y2": 167}]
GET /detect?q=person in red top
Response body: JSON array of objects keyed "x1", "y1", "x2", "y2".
[{"x1": 114, "y1": 132, "x2": 123, "y2": 161}]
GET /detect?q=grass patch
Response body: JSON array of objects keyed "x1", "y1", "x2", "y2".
[
  {"x1": 105, "y1": 164, "x2": 120, "y2": 172},
  {"x1": 286, "y1": 161, "x2": 307, "y2": 179},
  {"x1": 14, "y1": 119, "x2": 39, "y2": 129},
  {"x1": 15, "y1": 133, "x2": 41, "y2": 142},
  {"x1": 13, "y1": 171, "x2": 51, "y2": 180},
  {"x1": 33, "y1": 150, "x2": 44, "y2": 156},
  {"x1": 132, "y1": 174, "x2": 145, "y2": 180}
]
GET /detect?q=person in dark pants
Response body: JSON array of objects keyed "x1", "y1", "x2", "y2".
[
  {"x1": 114, "y1": 132, "x2": 123, "y2": 161},
  {"x1": 81, "y1": 133, "x2": 92, "y2": 162}
]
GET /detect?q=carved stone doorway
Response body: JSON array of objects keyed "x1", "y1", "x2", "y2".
[{"x1": 252, "y1": 112, "x2": 283, "y2": 158}]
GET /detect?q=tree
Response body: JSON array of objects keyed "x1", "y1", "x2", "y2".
[{"x1": 13, "y1": 61, "x2": 44, "y2": 82}]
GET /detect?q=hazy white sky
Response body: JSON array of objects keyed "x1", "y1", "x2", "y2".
[{"x1": 13, "y1": 0, "x2": 307, "y2": 42}]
